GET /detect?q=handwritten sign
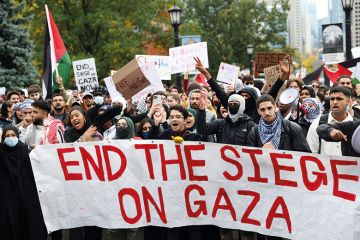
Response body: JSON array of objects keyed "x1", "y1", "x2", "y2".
[
  {"x1": 112, "y1": 59, "x2": 160, "y2": 99},
  {"x1": 30, "y1": 140, "x2": 360, "y2": 239},
  {"x1": 255, "y1": 52, "x2": 288, "y2": 74},
  {"x1": 216, "y1": 62, "x2": 240, "y2": 84},
  {"x1": 72, "y1": 58, "x2": 98, "y2": 92},
  {"x1": 136, "y1": 55, "x2": 171, "y2": 80},
  {"x1": 169, "y1": 42, "x2": 209, "y2": 74},
  {"x1": 264, "y1": 65, "x2": 281, "y2": 85}
]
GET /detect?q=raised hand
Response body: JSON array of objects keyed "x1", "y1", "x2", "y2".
[
  {"x1": 194, "y1": 57, "x2": 212, "y2": 80},
  {"x1": 82, "y1": 126, "x2": 98, "y2": 141},
  {"x1": 199, "y1": 90, "x2": 207, "y2": 111},
  {"x1": 56, "y1": 75, "x2": 64, "y2": 89},
  {"x1": 279, "y1": 54, "x2": 291, "y2": 81}
]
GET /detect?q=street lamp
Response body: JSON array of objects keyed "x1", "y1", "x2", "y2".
[
  {"x1": 247, "y1": 44, "x2": 254, "y2": 75},
  {"x1": 168, "y1": 4, "x2": 182, "y2": 91},
  {"x1": 342, "y1": 0, "x2": 354, "y2": 60}
]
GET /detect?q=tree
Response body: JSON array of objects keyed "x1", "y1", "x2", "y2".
[
  {"x1": 183, "y1": 0, "x2": 290, "y2": 75},
  {"x1": 26, "y1": 0, "x2": 174, "y2": 83},
  {"x1": 0, "y1": 0, "x2": 38, "y2": 90}
]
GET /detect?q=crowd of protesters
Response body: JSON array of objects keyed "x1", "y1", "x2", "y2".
[{"x1": 1, "y1": 55, "x2": 360, "y2": 240}]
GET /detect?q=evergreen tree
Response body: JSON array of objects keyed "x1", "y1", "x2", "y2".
[{"x1": 0, "y1": 0, "x2": 38, "y2": 90}]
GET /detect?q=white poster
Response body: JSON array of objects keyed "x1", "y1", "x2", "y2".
[
  {"x1": 30, "y1": 141, "x2": 360, "y2": 239},
  {"x1": 72, "y1": 58, "x2": 98, "y2": 92},
  {"x1": 136, "y1": 55, "x2": 171, "y2": 80},
  {"x1": 169, "y1": 42, "x2": 209, "y2": 74},
  {"x1": 216, "y1": 62, "x2": 240, "y2": 84}
]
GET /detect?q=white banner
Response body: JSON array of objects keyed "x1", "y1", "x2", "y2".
[
  {"x1": 136, "y1": 55, "x2": 171, "y2": 80},
  {"x1": 30, "y1": 141, "x2": 360, "y2": 239},
  {"x1": 169, "y1": 42, "x2": 209, "y2": 74},
  {"x1": 72, "y1": 58, "x2": 98, "y2": 92},
  {"x1": 216, "y1": 62, "x2": 240, "y2": 85}
]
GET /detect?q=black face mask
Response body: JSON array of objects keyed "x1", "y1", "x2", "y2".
[
  {"x1": 228, "y1": 104, "x2": 240, "y2": 115},
  {"x1": 116, "y1": 126, "x2": 130, "y2": 139}
]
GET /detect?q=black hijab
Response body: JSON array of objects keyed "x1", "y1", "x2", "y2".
[
  {"x1": 64, "y1": 106, "x2": 91, "y2": 143},
  {"x1": 0, "y1": 125, "x2": 26, "y2": 182}
]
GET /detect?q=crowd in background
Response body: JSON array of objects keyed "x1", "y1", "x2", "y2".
[{"x1": 1, "y1": 55, "x2": 360, "y2": 240}]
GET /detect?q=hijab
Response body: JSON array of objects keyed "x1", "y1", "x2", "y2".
[
  {"x1": 64, "y1": 107, "x2": 91, "y2": 143},
  {"x1": 115, "y1": 117, "x2": 135, "y2": 139}
]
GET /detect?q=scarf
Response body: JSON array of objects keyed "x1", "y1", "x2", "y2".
[
  {"x1": 258, "y1": 111, "x2": 282, "y2": 149},
  {"x1": 303, "y1": 98, "x2": 323, "y2": 123}
]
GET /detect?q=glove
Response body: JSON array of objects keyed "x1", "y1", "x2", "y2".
[{"x1": 171, "y1": 136, "x2": 184, "y2": 144}]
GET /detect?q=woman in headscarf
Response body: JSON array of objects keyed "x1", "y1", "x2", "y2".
[
  {"x1": 64, "y1": 106, "x2": 102, "y2": 240},
  {"x1": 64, "y1": 106, "x2": 102, "y2": 143},
  {"x1": 112, "y1": 116, "x2": 141, "y2": 140},
  {"x1": 298, "y1": 98, "x2": 324, "y2": 138},
  {"x1": 0, "y1": 125, "x2": 47, "y2": 240}
]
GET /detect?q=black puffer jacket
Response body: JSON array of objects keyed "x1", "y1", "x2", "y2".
[
  {"x1": 196, "y1": 109, "x2": 255, "y2": 146},
  {"x1": 247, "y1": 119, "x2": 311, "y2": 152}
]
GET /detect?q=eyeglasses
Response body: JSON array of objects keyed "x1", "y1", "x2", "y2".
[{"x1": 142, "y1": 126, "x2": 151, "y2": 131}]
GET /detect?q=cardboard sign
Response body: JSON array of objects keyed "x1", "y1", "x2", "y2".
[
  {"x1": 0, "y1": 87, "x2": 6, "y2": 96},
  {"x1": 216, "y1": 62, "x2": 240, "y2": 84},
  {"x1": 169, "y1": 42, "x2": 209, "y2": 74},
  {"x1": 72, "y1": 58, "x2": 99, "y2": 92},
  {"x1": 263, "y1": 65, "x2": 281, "y2": 85},
  {"x1": 255, "y1": 52, "x2": 288, "y2": 74},
  {"x1": 104, "y1": 76, "x2": 122, "y2": 99},
  {"x1": 30, "y1": 140, "x2": 360, "y2": 239},
  {"x1": 136, "y1": 55, "x2": 171, "y2": 80},
  {"x1": 112, "y1": 59, "x2": 160, "y2": 99}
]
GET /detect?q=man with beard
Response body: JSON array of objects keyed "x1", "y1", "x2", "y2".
[
  {"x1": 51, "y1": 93, "x2": 69, "y2": 125},
  {"x1": 82, "y1": 92, "x2": 94, "y2": 109},
  {"x1": 24, "y1": 100, "x2": 65, "y2": 147}
]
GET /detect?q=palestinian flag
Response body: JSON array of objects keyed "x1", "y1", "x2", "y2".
[{"x1": 42, "y1": 5, "x2": 72, "y2": 99}]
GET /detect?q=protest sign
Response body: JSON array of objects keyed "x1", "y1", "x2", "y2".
[
  {"x1": 104, "y1": 76, "x2": 122, "y2": 99},
  {"x1": 72, "y1": 58, "x2": 98, "y2": 92},
  {"x1": 169, "y1": 42, "x2": 209, "y2": 74},
  {"x1": 132, "y1": 80, "x2": 164, "y2": 103},
  {"x1": 255, "y1": 52, "x2": 288, "y2": 74},
  {"x1": 30, "y1": 141, "x2": 360, "y2": 239},
  {"x1": 112, "y1": 59, "x2": 160, "y2": 99},
  {"x1": 263, "y1": 65, "x2": 281, "y2": 86},
  {"x1": 0, "y1": 87, "x2": 6, "y2": 95},
  {"x1": 136, "y1": 55, "x2": 171, "y2": 80},
  {"x1": 352, "y1": 47, "x2": 360, "y2": 59},
  {"x1": 216, "y1": 62, "x2": 240, "y2": 84},
  {"x1": 322, "y1": 23, "x2": 344, "y2": 64}
]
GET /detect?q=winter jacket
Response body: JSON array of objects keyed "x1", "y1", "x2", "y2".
[
  {"x1": 247, "y1": 119, "x2": 311, "y2": 152},
  {"x1": 196, "y1": 109, "x2": 255, "y2": 146},
  {"x1": 316, "y1": 120, "x2": 360, "y2": 157}
]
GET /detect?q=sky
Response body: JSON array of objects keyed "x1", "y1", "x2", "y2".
[{"x1": 317, "y1": 0, "x2": 329, "y2": 19}]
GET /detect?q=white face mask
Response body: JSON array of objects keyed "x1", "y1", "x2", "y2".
[
  {"x1": 4, "y1": 137, "x2": 18, "y2": 147},
  {"x1": 94, "y1": 96, "x2": 104, "y2": 105}
]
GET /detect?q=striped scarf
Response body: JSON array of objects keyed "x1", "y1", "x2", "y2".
[{"x1": 258, "y1": 111, "x2": 282, "y2": 149}]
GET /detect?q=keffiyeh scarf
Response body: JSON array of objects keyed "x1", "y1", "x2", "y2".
[{"x1": 258, "y1": 111, "x2": 282, "y2": 149}]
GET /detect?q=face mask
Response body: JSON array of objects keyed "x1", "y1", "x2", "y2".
[
  {"x1": 4, "y1": 137, "x2": 18, "y2": 147},
  {"x1": 94, "y1": 96, "x2": 104, "y2": 105},
  {"x1": 228, "y1": 104, "x2": 240, "y2": 115},
  {"x1": 142, "y1": 131, "x2": 150, "y2": 139},
  {"x1": 116, "y1": 126, "x2": 130, "y2": 139}
]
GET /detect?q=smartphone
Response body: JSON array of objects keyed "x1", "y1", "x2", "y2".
[{"x1": 152, "y1": 95, "x2": 165, "y2": 106}]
